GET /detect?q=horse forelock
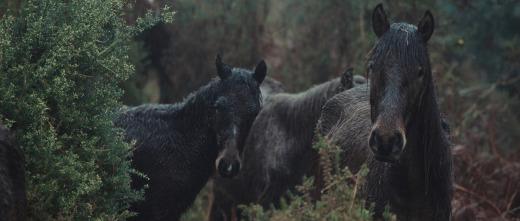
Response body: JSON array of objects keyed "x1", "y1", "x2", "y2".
[
  {"x1": 227, "y1": 68, "x2": 263, "y2": 102},
  {"x1": 369, "y1": 23, "x2": 431, "y2": 77},
  {"x1": 185, "y1": 68, "x2": 263, "y2": 113}
]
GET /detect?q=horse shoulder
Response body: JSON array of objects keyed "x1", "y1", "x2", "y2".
[
  {"x1": 318, "y1": 85, "x2": 369, "y2": 136},
  {"x1": 243, "y1": 99, "x2": 289, "y2": 170},
  {"x1": 318, "y1": 86, "x2": 373, "y2": 173}
]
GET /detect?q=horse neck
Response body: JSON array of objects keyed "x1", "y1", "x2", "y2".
[
  {"x1": 284, "y1": 78, "x2": 341, "y2": 125},
  {"x1": 273, "y1": 78, "x2": 341, "y2": 142},
  {"x1": 396, "y1": 82, "x2": 453, "y2": 220},
  {"x1": 176, "y1": 82, "x2": 219, "y2": 132}
]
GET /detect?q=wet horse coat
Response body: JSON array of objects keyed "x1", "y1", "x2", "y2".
[
  {"x1": 115, "y1": 56, "x2": 266, "y2": 220},
  {"x1": 210, "y1": 69, "x2": 366, "y2": 220}
]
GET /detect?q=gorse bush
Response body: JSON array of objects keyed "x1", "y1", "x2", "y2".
[{"x1": 0, "y1": 0, "x2": 173, "y2": 219}]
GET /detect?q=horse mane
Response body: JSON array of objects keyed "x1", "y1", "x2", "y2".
[
  {"x1": 269, "y1": 77, "x2": 345, "y2": 137},
  {"x1": 369, "y1": 23, "x2": 431, "y2": 77},
  {"x1": 260, "y1": 76, "x2": 285, "y2": 95},
  {"x1": 179, "y1": 78, "x2": 220, "y2": 117},
  {"x1": 417, "y1": 73, "x2": 453, "y2": 220},
  {"x1": 175, "y1": 67, "x2": 263, "y2": 118},
  {"x1": 117, "y1": 85, "x2": 216, "y2": 129},
  {"x1": 259, "y1": 76, "x2": 285, "y2": 106},
  {"x1": 120, "y1": 68, "x2": 262, "y2": 127}
]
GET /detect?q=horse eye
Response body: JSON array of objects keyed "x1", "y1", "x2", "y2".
[{"x1": 418, "y1": 66, "x2": 424, "y2": 78}]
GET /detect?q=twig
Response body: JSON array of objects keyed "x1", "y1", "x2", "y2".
[
  {"x1": 129, "y1": 142, "x2": 143, "y2": 152},
  {"x1": 97, "y1": 39, "x2": 122, "y2": 57},
  {"x1": 479, "y1": 76, "x2": 520, "y2": 100},
  {"x1": 486, "y1": 113, "x2": 518, "y2": 172},
  {"x1": 505, "y1": 191, "x2": 518, "y2": 216},
  {"x1": 455, "y1": 183, "x2": 502, "y2": 215},
  {"x1": 93, "y1": 149, "x2": 111, "y2": 152},
  {"x1": 320, "y1": 180, "x2": 340, "y2": 193},
  {"x1": 348, "y1": 174, "x2": 360, "y2": 213},
  {"x1": 320, "y1": 174, "x2": 355, "y2": 194},
  {"x1": 39, "y1": 79, "x2": 50, "y2": 89},
  {"x1": 503, "y1": 180, "x2": 513, "y2": 212}
]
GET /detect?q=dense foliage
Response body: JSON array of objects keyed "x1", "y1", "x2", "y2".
[{"x1": 0, "y1": 0, "x2": 172, "y2": 219}]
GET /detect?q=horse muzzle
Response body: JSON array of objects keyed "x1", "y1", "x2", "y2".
[
  {"x1": 369, "y1": 129, "x2": 405, "y2": 163},
  {"x1": 215, "y1": 137, "x2": 242, "y2": 178},
  {"x1": 217, "y1": 157, "x2": 240, "y2": 178}
]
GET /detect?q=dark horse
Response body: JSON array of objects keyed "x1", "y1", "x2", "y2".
[
  {"x1": 0, "y1": 124, "x2": 27, "y2": 221},
  {"x1": 209, "y1": 68, "x2": 366, "y2": 220},
  {"x1": 114, "y1": 55, "x2": 266, "y2": 220},
  {"x1": 315, "y1": 4, "x2": 453, "y2": 220}
]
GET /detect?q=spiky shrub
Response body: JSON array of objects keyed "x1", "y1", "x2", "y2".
[
  {"x1": 0, "y1": 0, "x2": 173, "y2": 219},
  {"x1": 239, "y1": 135, "x2": 393, "y2": 221}
]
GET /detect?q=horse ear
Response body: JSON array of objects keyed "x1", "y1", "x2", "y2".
[
  {"x1": 372, "y1": 3, "x2": 390, "y2": 38},
  {"x1": 252, "y1": 60, "x2": 267, "y2": 85},
  {"x1": 216, "y1": 54, "x2": 232, "y2": 79},
  {"x1": 341, "y1": 67, "x2": 353, "y2": 89},
  {"x1": 417, "y1": 10, "x2": 434, "y2": 42}
]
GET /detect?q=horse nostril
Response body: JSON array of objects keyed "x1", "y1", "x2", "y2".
[
  {"x1": 390, "y1": 131, "x2": 404, "y2": 154},
  {"x1": 369, "y1": 129, "x2": 404, "y2": 158},
  {"x1": 218, "y1": 159, "x2": 240, "y2": 178},
  {"x1": 369, "y1": 129, "x2": 381, "y2": 152}
]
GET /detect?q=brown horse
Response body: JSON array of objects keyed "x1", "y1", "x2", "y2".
[
  {"x1": 315, "y1": 4, "x2": 453, "y2": 220},
  {"x1": 209, "y1": 69, "x2": 366, "y2": 221}
]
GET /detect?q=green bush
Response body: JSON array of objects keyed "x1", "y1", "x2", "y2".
[{"x1": 0, "y1": 0, "x2": 172, "y2": 219}]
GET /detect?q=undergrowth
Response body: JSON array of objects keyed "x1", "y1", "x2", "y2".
[{"x1": 237, "y1": 135, "x2": 393, "y2": 221}]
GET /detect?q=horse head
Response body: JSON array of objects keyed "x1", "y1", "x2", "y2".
[
  {"x1": 367, "y1": 4, "x2": 434, "y2": 163},
  {"x1": 214, "y1": 55, "x2": 266, "y2": 178}
]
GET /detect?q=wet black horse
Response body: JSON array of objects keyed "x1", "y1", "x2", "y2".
[
  {"x1": 114, "y1": 55, "x2": 266, "y2": 220},
  {"x1": 209, "y1": 68, "x2": 366, "y2": 220},
  {"x1": 0, "y1": 124, "x2": 26, "y2": 221},
  {"x1": 315, "y1": 4, "x2": 453, "y2": 220}
]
